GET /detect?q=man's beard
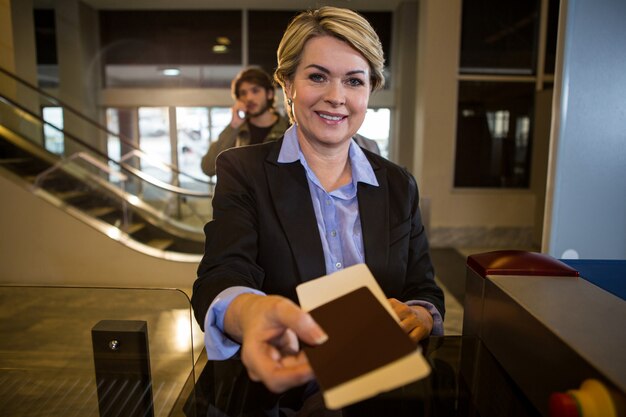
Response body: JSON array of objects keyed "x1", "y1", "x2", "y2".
[{"x1": 247, "y1": 101, "x2": 272, "y2": 118}]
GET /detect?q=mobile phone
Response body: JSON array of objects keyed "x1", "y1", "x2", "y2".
[{"x1": 237, "y1": 110, "x2": 246, "y2": 119}]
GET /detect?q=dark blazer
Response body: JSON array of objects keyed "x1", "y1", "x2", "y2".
[{"x1": 191, "y1": 138, "x2": 445, "y2": 329}]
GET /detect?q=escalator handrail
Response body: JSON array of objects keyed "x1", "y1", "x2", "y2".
[
  {"x1": 0, "y1": 65, "x2": 212, "y2": 186},
  {"x1": 0, "y1": 93, "x2": 212, "y2": 198}
]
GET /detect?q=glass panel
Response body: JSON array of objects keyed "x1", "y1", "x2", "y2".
[
  {"x1": 138, "y1": 107, "x2": 172, "y2": 185},
  {"x1": 460, "y1": 0, "x2": 540, "y2": 74},
  {"x1": 454, "y1": 81, "x2": 534, "y2": 188},
  {"x1": 544, "y1": 0, "x2": 561, "y2": 74},
  {"x1": 0, "y1": 286, "x2": 202, "y2": 417},
  {"x1": 358, "y1": 108, "x2": 391, "y2": 159},
  {"x1": 106, "y1": 108, "x2": 121, "y2": 180},
  {"x1": 209, "y1": 107, "x2": 232, "y2": 144},
  {"x1": 176, "y1": 107, "x2": 209, "y2": 187},
  {"x1": 34, "y1": 9, "x2": 59, "y2": 88},
  {"x1": 248, "y1": 10, "x2": 301, "y2": 75},
  {"x1": 42, "y1": 106, "x2": 64, "y2": 154},
  {"x1": 100, "y1": 10, "x2": 242, "y2": 88},
  {"x1": 360, "y1": 11, "x2": 394, "y2": 87}
]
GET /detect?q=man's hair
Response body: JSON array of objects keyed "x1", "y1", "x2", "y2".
[
  {"x1": 232, "y1": 67, "x2": 276, "y2": 106},
  {"x1": 274, "y1": 6, "x2": 386, "y2": 122}
]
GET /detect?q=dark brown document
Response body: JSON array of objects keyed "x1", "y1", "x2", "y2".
[
  {"x1": 296, "y1": 264, "x2": 431, "y2": 409},
  {"x1": 304, "y1": 286, "x2": 416, "y2": 391}
]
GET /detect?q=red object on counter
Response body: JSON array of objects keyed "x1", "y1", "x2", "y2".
[
  {"x1": 549, "y1": 392, "x2": 580, "y2": 417},
  {"x1": 467, "y1": 250, "x2": 580, "y2": 277}
]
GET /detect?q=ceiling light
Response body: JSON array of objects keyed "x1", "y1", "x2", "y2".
[
  {"x1": 216, "y1": 36, "x2": 231, "y2": 45},
  {"x1": 212, "y1": 45, "x2": 228, "y2": 53},
  {"x1": 161, "y1": 68, "x2": 181, "y2": 76}
]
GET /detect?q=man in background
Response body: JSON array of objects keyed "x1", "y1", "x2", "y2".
[{"x1": 201, "y1": 67, "x2": 290, "y2": 176}]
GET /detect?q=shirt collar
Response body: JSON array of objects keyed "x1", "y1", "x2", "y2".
[{"x1": 278, "y1": 125, "x2": 379, "y2": 187}]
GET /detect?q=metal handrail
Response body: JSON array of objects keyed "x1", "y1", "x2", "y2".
[
  {"x1": 0, "y1": 93, "x2": 212, "y2": 198},
  {"x1": 0, "y1": 65, "x2": 212, "y2": 185},
  {"x1": 119, "y1": 150, "x2": 212, "y2": 197}
]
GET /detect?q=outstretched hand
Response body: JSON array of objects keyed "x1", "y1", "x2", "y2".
[
  {"x1": 388, "y1": 298, "x2": 433, "y2": 343},
  {"x1": 224, "y1": 294, "x2": 328, "y2": 393}
]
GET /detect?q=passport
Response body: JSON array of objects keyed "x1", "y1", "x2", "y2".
[{"x1": 296, "y1": 264, "x2": 431, "y2": 409}]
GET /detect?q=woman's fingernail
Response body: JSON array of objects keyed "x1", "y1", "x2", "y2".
[{"x1": 314, "y1": 330, "x2": 328, "y2": 345}]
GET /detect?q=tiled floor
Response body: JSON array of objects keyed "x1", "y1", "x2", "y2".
[
  {"x1": 437, "y1": 277, "x2": 464, "y2": 336},
  {"x1": 431, "y1": 248, "x2": 467, "y2": 336}
]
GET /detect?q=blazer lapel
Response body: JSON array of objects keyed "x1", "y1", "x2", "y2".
[
  {"x1": 265, "y1": 150, "x2": 326, "y2": 282},
  {"x1": 358, "y1": 164, "x2": 389, "y2": 278}
]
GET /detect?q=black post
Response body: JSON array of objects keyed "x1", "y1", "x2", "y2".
[{"x1": 92, "y1": 320, "x2": 155, "y2": 417}]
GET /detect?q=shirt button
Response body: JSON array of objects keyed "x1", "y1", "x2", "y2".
[
  {"x1": 326, "y1": 199, "x2": 331, "y2": 206},
  {"x1": 330, "y1": 230, "x2": 337, "y2": 237},
  {"x1": 335, "y1": 262, "x2": 342, "y2": 269}
]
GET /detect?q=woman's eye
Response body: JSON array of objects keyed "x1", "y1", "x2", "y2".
[
  {"x1": 309, "y1": 73, "x2": 325, "y2": 82},
  {"x1": 347, "y1": 78, "x2": 365, "y2": 87}
]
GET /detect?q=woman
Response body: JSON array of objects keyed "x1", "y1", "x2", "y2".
[{"x1": 192, "y1": 6, "x2": 445, "y2": 396}]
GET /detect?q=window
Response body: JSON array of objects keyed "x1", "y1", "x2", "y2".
[
  {"x1": 34, "y1": 9, "x2": 59, "y2": 88},
  {"x1": 454, "y1": 0, "x2": 558, "y2": 188},
  {"x1": 106, "y1": 106, "x2": 232, "y2": 187},
  {"x1": 248, "y1": 11, "x2": 299, "y2": 75},
  {"x1": 358, "y1": 108, "x2": 391, "y2": 159},
  {"x1": 138, "y1": 107, "x2": 172, "y2": 184},
  {"x1": 176, "y1": 107, "x2": 229, "y2": 185},
  {"x1": 454, "y1": 82, "x2": 534, "y2": 187},
  {"x1": 460, "y1": 0, "x2": 539, "y2": 75},
  {"x1": 42, "y1": 107, "x2": 63, "y2": 154}
]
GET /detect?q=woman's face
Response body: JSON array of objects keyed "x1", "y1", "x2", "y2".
[{"x1": 285, "y1": 35, "x2": 371, "y2": 149}]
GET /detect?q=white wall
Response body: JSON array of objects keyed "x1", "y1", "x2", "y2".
[{"x1": 0, "y1": 173, "x2": 199, "y2": 291}]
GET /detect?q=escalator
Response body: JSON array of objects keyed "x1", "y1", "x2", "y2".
[{"x1": 0, "y1": 67, "x2": 213, "y2": 259}]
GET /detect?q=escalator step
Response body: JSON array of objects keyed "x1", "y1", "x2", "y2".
[
  {"x1": 125, "y1": 223, "x2": 146, "y2": 234},
  {"x1": 86, "y1": 206, "x2": 116, "y2": 218},
  {"x1": 0, "y1": 157, "x2": 31, "y2": 165},
  {"x1": 55, "y1": 190, "x2": 87, "y2": 201},
  {"x1": 146, "y1": 238, "x2": 173, "y2": 250}
]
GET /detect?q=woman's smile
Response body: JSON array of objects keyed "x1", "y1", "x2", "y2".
[{"x1": 316, "y1": 111, "x2": 348, "y2": 123}]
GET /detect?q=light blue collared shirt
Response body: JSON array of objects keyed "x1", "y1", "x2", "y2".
[
  {"x1": 203, "y1": 126, "x2": 443, "y2": 359},
  {"x1": 277, "y1": 125, "x2": 379, "y2": 274}
]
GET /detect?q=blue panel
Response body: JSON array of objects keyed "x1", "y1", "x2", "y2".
[
  {"x1": 548, "y1": 0, "x2": 626, "y2": 259},
  {"x1": 561, "y1": 259, "x2": 626, "y2": 301}
]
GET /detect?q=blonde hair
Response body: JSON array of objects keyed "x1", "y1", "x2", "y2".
[{"x1": 274, "y1": 7, "x2": 386, "y2": 122}]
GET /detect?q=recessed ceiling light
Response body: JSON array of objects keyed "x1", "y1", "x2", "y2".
[
  {"x1": 216, "y1": 36, "x2": 231, "y2": 45},
  {"x1": 212, "y1": 45, "x2": 228, "y2": 53},
  {"x1": 162, "y1": 68, "x2": 181, "y2": 76}
]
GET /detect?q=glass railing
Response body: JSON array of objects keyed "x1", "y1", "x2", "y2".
[
  {"x1": 0, "y1": 67, "x2": 214, "y2": 256},
  {"x1": 0, "y1": 66, "x2": 213, "y2": 191},
  {"x1": 0, "y1": 285, "x2": 205, "y2": 416}
]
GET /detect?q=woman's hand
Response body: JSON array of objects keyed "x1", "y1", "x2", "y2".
[
  {"x1": 224, "y1": 293, "x2": 328, "y2": 393},
  {"x1": 388, "y1": 298, "x2": 434, "y2": 343}
]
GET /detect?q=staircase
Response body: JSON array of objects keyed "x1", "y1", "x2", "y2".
[{"x1": 0, "y1": 67, "x2": 213, "y2": 258}]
